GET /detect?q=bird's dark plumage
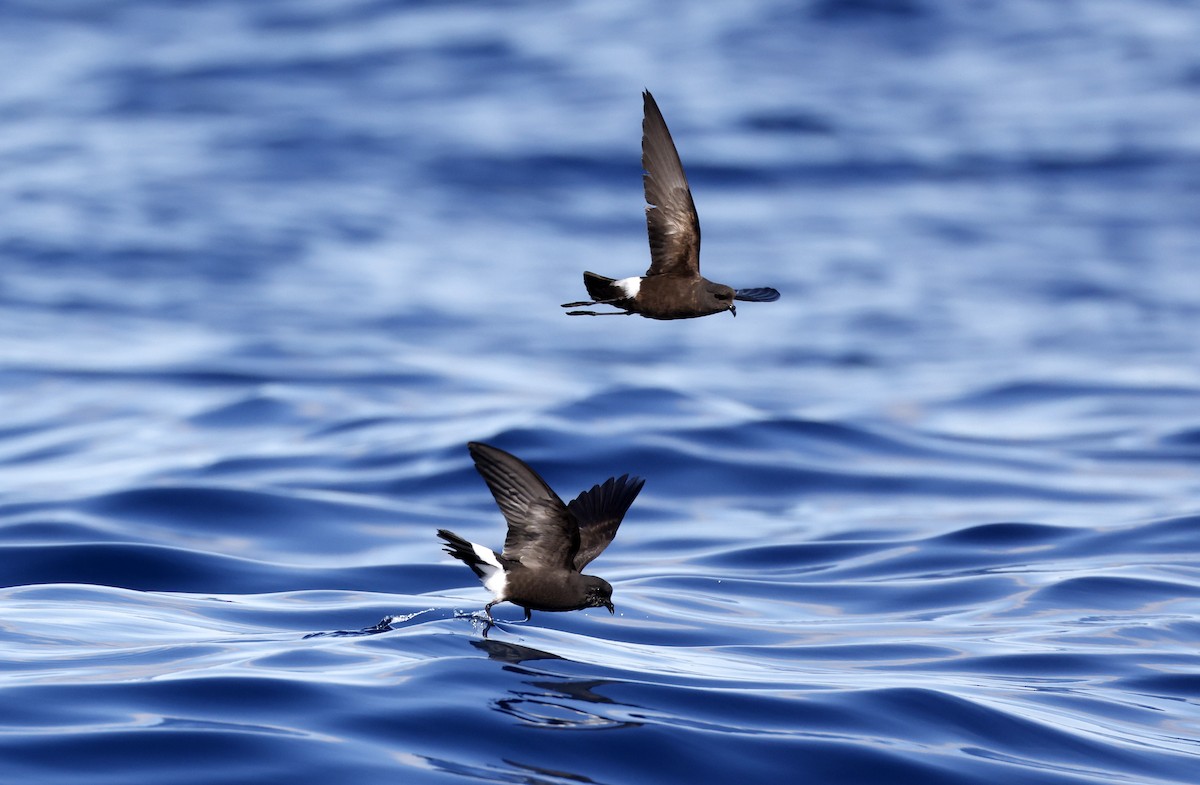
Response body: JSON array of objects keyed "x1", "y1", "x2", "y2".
[
  {"x1": 567, "y1": 473, "x2": 643, "y2": 571},
  {"x1": 563, "y1": 90, "x2": 780, "y2": 319},
  {"x1": 438, "y1": 442, "x2": 644, "y2": 632},
  {"x1": 641, "y1": 91, "x2": 701, "y2": 279},
  {"x1": 468, "y1": 441, "x2": 577, "y2": 570}
]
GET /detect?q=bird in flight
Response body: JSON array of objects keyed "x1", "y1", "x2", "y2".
[
  {"x1": 563, "y1": 90, "x2": 780, "y2": 319},
  {"x1": 438, "y1": 442, "x2": 644, "y2": 634}
]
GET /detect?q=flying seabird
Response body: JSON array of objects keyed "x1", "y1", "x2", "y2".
[
  {"x1": 438, "y1": 442, "x2": 644, "y2": 632},
  {"x1": 562, "y1": 90, "x2": 780, "y2": 319}
]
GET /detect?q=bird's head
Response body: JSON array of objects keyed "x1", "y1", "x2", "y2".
[
  {"x1": 705, "y1": 282, "x2": 738, "y2": 317},
  {"x1": 583, "y1": 576, "x2": 615, "y2": 614}
]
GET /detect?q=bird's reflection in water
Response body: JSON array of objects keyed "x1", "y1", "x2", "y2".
[{"x1": 471, "y1": 639, "x2": 643, "y2": 731}]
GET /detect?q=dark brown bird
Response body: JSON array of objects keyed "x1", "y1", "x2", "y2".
[
  {"x1": 563, "y1": 90, "x2": 780, "y2": 319},
  {"x1": 437, "y1": 442, "x2": 644, "y2": 630}
]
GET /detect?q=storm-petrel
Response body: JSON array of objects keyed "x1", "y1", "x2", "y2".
[
  {"x1": 437, "y1": 442, "x2": 644, "y2": 629},
  {"x1": 562, "y1": 90, "x2": 780, "y2": 319}
]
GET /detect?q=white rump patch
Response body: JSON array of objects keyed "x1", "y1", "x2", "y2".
[
  {"x1": 615, "y1": 276, "x2": 642, "y2": 298},
  {"x1": 471, "y1": 542, "x2": 507, "y2": 598}
]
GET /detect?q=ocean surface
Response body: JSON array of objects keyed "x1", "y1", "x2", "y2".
[{"x1": 2, "y1": 1, "x2": 1200, "y2": 782}]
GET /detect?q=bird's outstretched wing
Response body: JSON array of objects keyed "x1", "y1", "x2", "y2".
[
  {"x1": 468, "y1": 442, "x2": 578, "y2": 570},
  {"x1": 642, "y1": 90, "x2": 701, "y2": 278},
  {"x1": 566, "y1": 474, "x2": 645, "y2": 571},
  {"x1": 734, "y1": 287, "x2": 781, "y2": 302}
]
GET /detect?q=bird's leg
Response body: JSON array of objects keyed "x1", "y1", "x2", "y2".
[
  {"x1": 480, "y1": 601, "x2": 499, "y2": 638},
  {"x1": 561, "y1": 297, "x2": 626, "y2": 308},
  {"x1": 565, "y1": 310, "x2": 635, "y2": 316},
  {"x1": 523, "y1": 607, "x2": 532, "y2": 622}
]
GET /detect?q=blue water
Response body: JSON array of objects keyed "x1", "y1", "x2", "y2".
[{"x1": 3, "y1": 1, "x2": 1200, "y2": 782}]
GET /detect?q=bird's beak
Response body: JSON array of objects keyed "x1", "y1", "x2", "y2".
[
  {"x1": 729, "y1": 304, "x2": 737, "y2": 318},
  {"x1": 604, "y1": 599, "x2": 615, "y2": 614}
]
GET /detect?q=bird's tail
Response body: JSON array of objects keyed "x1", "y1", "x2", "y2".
[
  {"x1": 582, "y1": 271, "x2": 620, "y2": 302},
  {"x1": 437, "y1": 529, "x2": 503, "y2": 586}
]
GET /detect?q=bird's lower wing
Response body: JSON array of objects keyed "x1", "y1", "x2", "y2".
[
  {"x1": 734, "y1": 287, "x2": 781, "y2": 302},
  {"x1": 568, "y1": 474, "x2": 646, "y2": 570}
]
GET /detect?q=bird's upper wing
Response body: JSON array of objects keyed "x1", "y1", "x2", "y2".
[
  {"x1": 566, "y1": 474, "x2": 645, "y2": 571},
  {"x1": 642, "y1": 90, "x2": 701, "y2": 278},
  {"x1": 468, "y1": 442, "x2": 578, "y2": 570}
]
